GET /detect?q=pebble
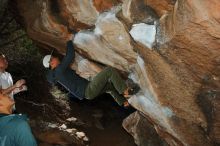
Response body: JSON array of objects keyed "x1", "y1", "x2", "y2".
[
  {"x1": 83, "y1": 136, "x2": 89, "y2": 141},
  {"x1": 76, "y1": 132, "x2": 85, "y2": 138},
  {"x1": 59, "y1": 124, "x2": 67, "y2": 129},
  {"x1": 48, "y1": 123, "x2": 58, "y2": 128},
  {"x1": 66, "y1": 128, "x2": 77, "y2": 133},
  {"x1": 213, "y1": 75, "x2": 219, "y2": 81},
  {"x1": 66, "y1": 117, "x2": 77, "y2": 122}
]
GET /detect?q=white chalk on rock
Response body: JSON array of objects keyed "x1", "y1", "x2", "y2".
[
  {"x1": 76, "y1": 132, "x2": 85, "y2": 139},
  {"x1": 66, "y1": 117, "x2": 77, "y2": 122},
  {"x1": 127, "y1": 56, "x2": 175, "y2": 132},
  {"x1": 130, "y1": 23, "x2": 156, "y2": 49}
]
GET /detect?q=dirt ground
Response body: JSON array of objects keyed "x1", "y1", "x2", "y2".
[{"x1": 15, "y1": 88, "x2": 136, "y2": 146}]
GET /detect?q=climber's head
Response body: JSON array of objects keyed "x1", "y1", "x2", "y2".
[
  {"x1": 49, "y1": 56, "x2": 60, "y2": 69},
  {"x1": 43, "y1": 49, "x2": 62, "y2": 70}
]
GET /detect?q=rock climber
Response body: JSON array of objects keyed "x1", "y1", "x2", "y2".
[{"x1": 43, "y1": 33, "x2": 139, "y2": 107}]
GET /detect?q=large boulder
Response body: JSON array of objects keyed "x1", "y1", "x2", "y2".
[
  {"x1": 13, "y1": 0, "x2": 220, "y2": 145},
  {"x1": 122, "y1": 0, "x2": 158, "y2": 24},
  {"x1": 123, "y1": 111, "x2": 168, "y2": 146},
  {"x1": 73, "y1": 6, "x2": 137, "y2": 71}
]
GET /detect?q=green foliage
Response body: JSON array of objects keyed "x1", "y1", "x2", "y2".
[
  {"x1": 10, "y1": 34, "x2": 42, "y2": 64},
  {"x1": 0, "y1": 0, "x2": 42, "y2": 65}
]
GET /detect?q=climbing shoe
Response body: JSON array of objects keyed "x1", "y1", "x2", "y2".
[
  {"x1": 128, "y1": 85, "x2": 140, "y2": 95},
  {"x1": 126, "y1": 79, "x2": 140, "y2": 95}
]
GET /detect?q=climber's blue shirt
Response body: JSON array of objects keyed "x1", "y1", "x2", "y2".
[
  {"x1": 0, "y1": 113, "x2": 37, "y2": 146},
  {"x1": 46, "y1": 40, "x2": 89, "y2": 100}
]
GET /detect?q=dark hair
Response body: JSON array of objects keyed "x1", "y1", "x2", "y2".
[{"x1": 51, "y1": 51, "x2": 63, "y2": 61}]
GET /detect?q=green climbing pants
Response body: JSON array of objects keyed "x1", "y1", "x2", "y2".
[{"x1": 85, "y1": 67, "x2": 127, "y2": 106}]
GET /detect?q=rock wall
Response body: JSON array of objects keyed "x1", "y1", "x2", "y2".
[{"x1": 12, "y1": 0, "x2": 220, "y2": 145}]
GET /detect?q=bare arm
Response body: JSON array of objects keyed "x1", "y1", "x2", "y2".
[
  {"x1": 0, "y1": 79, "x2": 26, "y2": 95},
  {"x1": 0, "y1": 84, "x2": 17, "y2": 95}
]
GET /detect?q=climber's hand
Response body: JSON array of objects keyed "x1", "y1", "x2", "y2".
[
  {"x1": 123, "y1": 101, "x2": 130, "y2": 108},
  {"x1": 65, "y1": 33, "x2": 73, "y2": 41},
  {"x1": 15, "y1": 79, "x2": 26, "y2": 88}
]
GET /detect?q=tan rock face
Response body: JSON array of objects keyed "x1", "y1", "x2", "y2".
[
  {"x1": 145, "y1": 0, "x2": 175, "y2": 16},
  {"x1": 93, "y1": 0, "x2": 121, "y2": 12},
  {"x1": 56, "y1": 0, "x2": 94, "y2": 31},
  {"x1": 127, "y1": 54, "x2": 211, "y2": 146},
  {"x1": 60, "y1": 0, "x2": 99, "y2": 26},
  {"x1": 73, "y1": 7, "x2": 137, "y2": 71},
  {"x1": 14, "y1": 0, "x2": 220, "y2": 145},
  {"x1": 17, "y1": 0, "x2": 70, "y2": 51},
  {"x1": 122, "y1": 0, "x2": 158, "y2": 24},
  {"x1": 197, "y1": 66, "x2": 220, "y2": 144},
  {"x1": 123, "y1": 111, "x2": 168, "y2": 146},
  {"x1": 156, "y1": 0, "x2": 220, "y2": 130}
]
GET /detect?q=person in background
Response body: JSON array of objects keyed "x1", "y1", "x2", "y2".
[
  {"x1": 43, "y1": 34, "x2": 139, "y2": 107},
  {"x1": 0, "y1": 93, "x2": 37, "y2": 146},
  {"x1": 0, "y1": 53, "x2": 27, "y2": 110}
]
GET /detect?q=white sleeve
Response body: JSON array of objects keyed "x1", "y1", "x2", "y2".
[
  {"x1": 0, "y1": 75, "x2": 2, "y2": 90},
  {"x1": 8, "y1": 73, "x2": 13, "y2": 86},
  {"x1": 0, "y1": 80, "x2": 2, "y2": 90}
]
